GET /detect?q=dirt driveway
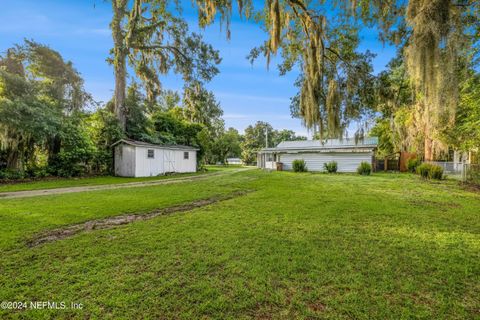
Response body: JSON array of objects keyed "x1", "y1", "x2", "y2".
[{"x1": 0, "y1": 168, "x2": 251, "y2": 199}]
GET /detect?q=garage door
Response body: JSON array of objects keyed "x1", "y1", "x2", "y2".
[{"x1": 280, "y1": 152, "x2": 373, "y2": 172}]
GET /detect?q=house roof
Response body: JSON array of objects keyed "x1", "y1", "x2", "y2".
[
  {"x1": 260, "y1": 137, "x2": 378, "y2": 153},
  {"x1": 112, "y1": 139, "x2": 199, "y2": 151}
]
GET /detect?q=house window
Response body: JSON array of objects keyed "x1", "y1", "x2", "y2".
[
  {"x1": 184, "y1": 152, "x2": 189, "y2": 160},
  {"x1": 147, "y1": 149, "x2": 155, "y2": 159}
]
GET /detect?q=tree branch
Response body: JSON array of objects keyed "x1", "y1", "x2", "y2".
[{"x1": 131, "y1": 45, "x2": 188, "y2": 61}]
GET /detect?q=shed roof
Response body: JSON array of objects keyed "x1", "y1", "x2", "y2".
[
  {"x1": 261, "y1": 137, "x2": 378, "y2": 153},
  {"x1": 112, "y1": 139, "x2": 199, "y2": 151}
]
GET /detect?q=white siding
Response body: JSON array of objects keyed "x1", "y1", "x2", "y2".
[
  {"x1": 280, "y1": 152, "x2": 373, "y2": 172},
  {"x1": 114, "y1": 145, "x2": 136, "y2": 177},
  {"x1": 173, "y1": 150, "x2": 197, "y2": 173},
  {"x1": 115, "y1": 142, "x2": 197, "y2": 177},
  {"x1": 163, "y1": 149, "x2": 176, "y2": 173},
  {"x1": 135, "y1": 146, "x2": 165, "y2": 177}
]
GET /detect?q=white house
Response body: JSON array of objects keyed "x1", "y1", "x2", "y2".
[
  {"x1": 226, "y1": 157, "x2": 243, "y2": 165},
  {"x1": 258, "y1": 137, "x2": 378, "y2": 172},
  {"x1": 112, "y1": 139, "x2": 198, "y2": 177}
]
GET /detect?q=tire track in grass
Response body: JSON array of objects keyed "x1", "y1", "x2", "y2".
[{"x1": 27, "y1": 190, "x2": 254, "y2": 247}]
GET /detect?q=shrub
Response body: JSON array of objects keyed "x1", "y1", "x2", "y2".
[
  {"x1": 292, "y1": 159, "x2": 307, "y2": 172},
  {"x1": 416, "y1": 163, "x2": 431, "y2": 178},
  {"x1": 324, "y1": 161, "x2": 338, "y2": 173},
  {"x1": 0, "y1": 169, "x2": 25, "y2": 180},
  {"x1": 416, "y1": 163, "x2": 443, "y2": 180},
  {"x1": 357, "y1": 161, "x2": 372, "y2": 175},
  {"x1": 407, "y1": 158, "x2": 421, "y2": 173},
  {"x1": 466, "y1": 164, "x2": 480, "y2": 186},
  {"x1": 428, "y1": 165, "x2": 443, "y2": 180}
]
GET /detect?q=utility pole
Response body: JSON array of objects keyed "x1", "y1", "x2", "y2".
[{"x1": 265, "y1": 127, "x2": 268, "y2": 148}]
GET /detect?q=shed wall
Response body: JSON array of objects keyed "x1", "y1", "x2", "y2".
[
  {"x1": 114, "y1": 145, "x2": 136, "y2": 177},
  {"x1": 135, "y1": 146, "x2": 165, "y2": 177},
  {"x1": 173, "y1": 150, "x2": 197, "y2": 173},
  {"x1": 115, "y1": 143, "x2": 197, "y2": 177}
]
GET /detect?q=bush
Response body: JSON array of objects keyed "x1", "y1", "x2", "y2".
[
  {"x1": 407, "y1": 158, "x2": 421, "y2": 173},
  {"x1": 416, "y1": 163, "x2": 443, "y2": 180},
  {"x1": 466, "y1": 164, "x2": 480, "y2": 186},
  {"x1": 0, "y1": 169, "x2": 26, "y2": 180},
  {"x1": 324, "y1": 161, "x2": 338, "y2": 173},
  {"x1": 428, "y1": 165, "x2": 443, "y2": 180},
  {"x1": 357, "y1": 162, "x2": 372, "y2": 175},
  {"x1": 416, "y1": 163, "x2": 431, "y2": 179},
  {"x1": 292, "y1": 159, "x2": 307, "y2": 172}
]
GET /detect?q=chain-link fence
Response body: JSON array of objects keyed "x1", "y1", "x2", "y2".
[
  {"x1": 427, "y1": 161, "x2": 464, "y2": 180},
  {"x1": 463, "y1": 164, "x2": 480, "y2": 186},
  {"x1": 425, "y1": 162, "x2": 480, "y2": 185}
]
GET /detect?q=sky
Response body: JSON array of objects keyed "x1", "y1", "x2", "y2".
[{"x1": 0, "y1": 0, "x2": 397, "y2": 137}]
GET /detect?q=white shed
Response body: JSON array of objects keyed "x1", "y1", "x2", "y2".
[
  {"x1": 258, "y1": 137, "x2": 378, "y2": 173},
  {"x1": 112, "y1": 139, "x2": 198, "y2": 177}
]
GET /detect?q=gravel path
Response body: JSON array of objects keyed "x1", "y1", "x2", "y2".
[{"x1": 0, "y1": 168, "x2": 251, "y2": 199}]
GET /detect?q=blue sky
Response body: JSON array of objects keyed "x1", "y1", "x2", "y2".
[{"x1": 0, "y1": 0, "x2": 397, "y2": 137}]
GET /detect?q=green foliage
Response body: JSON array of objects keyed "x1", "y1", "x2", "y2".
[
  {"x1": 466, "y1": 165, "x2": 480, "y2": 186},
  {"x1": 429, "y1": 165, "x2": 444, "y2": 180},
  {"x1": 240, "y1": 121, "x2": 306, "y2": 165},
  {"x1": 211, "y1": 127, "x2": 242, "y2": 164},
  {"x1": 416, "y1": 163, "x2": 430, "y2": 179},
  {"x1": 447, "y1": 73, "x2": 480, "y2": 151},
  {"x1": 406, "y1": 158, "x2": 421, "y2": 173},
  {"x1": 87, "y1": 107, "x2": 124, "y2": 174},
  {"x1": 48, "y1": 116, "x2": 96, "y2": 177},
  {"x1": 292, "y1": 159, "x2": 307, "y2": 172},
  {"x1": 323, "y1": 161, "x2": 338, "y2": 173},
  {"x1": 416, "y1": 163, "x2": 443, "y2": 180},
  {"x1": 0, "y1": 168, "x2": 26, "y2": 180},
  {"x1": 125, "y1": 83, "x2": 155, "y2": 142},
  {"x1": 357, "y1": 161, "x2": 372, "y2": 175},
  {"x1": 241, "y1": 121, "x2": 273, "y2": 165}
]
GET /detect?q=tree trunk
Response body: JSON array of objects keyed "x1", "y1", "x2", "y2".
[
  {"x1": 6, "y1": 147, "x2": 20, "y2": 170},
  {"x1": 111, "y1": 0, "x2": 128, "y2": 131},
  {"x1": 424, "y1": 136, "x2": 433, "y2": 161}
]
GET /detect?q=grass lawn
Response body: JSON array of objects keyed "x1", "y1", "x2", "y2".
[
  {"x1": 0, "y1": 170, "x2": 479, "y2": 319},
  {"x1": 0, "y1": 165, "x2": 235, "y2": 193}
]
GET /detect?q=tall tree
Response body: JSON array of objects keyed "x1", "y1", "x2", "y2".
[
  {"x1": 109, "y1": 0, "x2": 221, "y2": 130},
  {"x1": 182, "y1": 82, "x2": 224, "y2": 135},
  {"x1": 198, "y1": 0, "x2": 479, "y2": 159},
  {"x1": 0, "y1": 40, "x2": 91, "y2": 171},
  {"x1": 240, "y1": 121, "x2": 275, "y2": 165}
]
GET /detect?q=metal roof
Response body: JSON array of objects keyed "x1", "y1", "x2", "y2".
[
  {"x1": 261, "y1": 137, "x2": 378, "y2": 152},
  {"x1": 112, "y1": 139, "x2": 199, "y2": 151}
]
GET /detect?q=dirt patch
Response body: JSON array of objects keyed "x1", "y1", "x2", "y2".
[
  {"x1": 307, "y1": 301, "x2": 327, "y2": 313},
  {"x1": 27, "y1": 190, "x2": 253, "y2": 247},
  {"x1": 461, "y1": 183, "x2": 480, "y2": 194}
]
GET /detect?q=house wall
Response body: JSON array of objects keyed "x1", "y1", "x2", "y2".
[
  {"x1": 114, "y1": 145, "x2": 136, "y2": 177},
  {"x1": 280, "y1": 152, "x2": 374, "y2": 172}
]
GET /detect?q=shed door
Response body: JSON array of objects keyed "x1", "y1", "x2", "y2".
[
  {"x1": 164, "y1": 150, "x2": 176, "y2": 172},
  {"x1": 280, "y1": 152, "x2": 372, "y2": 172}
]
